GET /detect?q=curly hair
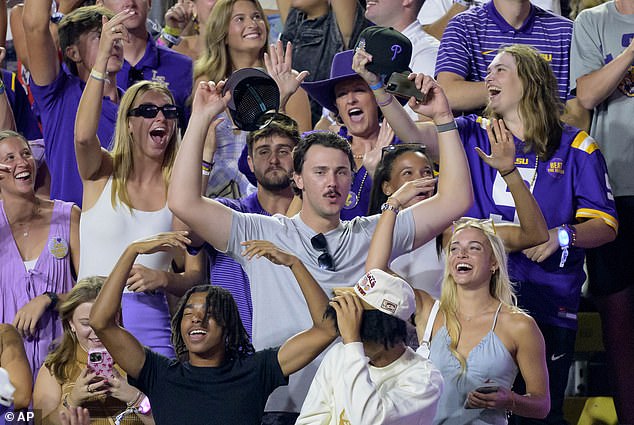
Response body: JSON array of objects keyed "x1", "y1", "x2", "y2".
[{"x1": 171, "y1": 285, "x2": 254, "y2": 361}]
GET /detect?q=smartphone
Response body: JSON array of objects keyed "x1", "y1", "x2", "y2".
[
  {"x1": 385, "y1": 72, "x2": 426, "y2": 102},
  {"x1": 475, "y1": 385, "x2": 499, "y2": 394},
  {"x1": 87, "y1": 348, "x2": 115, "y2": 380}
]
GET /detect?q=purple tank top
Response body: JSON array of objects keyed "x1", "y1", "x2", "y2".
[{"x1": 0, "y1": 200, "x2": 75, "y2": 381}]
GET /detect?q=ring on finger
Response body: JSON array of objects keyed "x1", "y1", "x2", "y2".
[{"x1": 87, "y1": 384, "x2": 94, "y2": 393}]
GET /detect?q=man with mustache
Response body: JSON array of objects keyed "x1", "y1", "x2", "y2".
[
  {"x1": 168, "y1": 78, "x2": 472, "y2": 424},
  {"x1": 204, "y1": 114, "x2": 300, "y2": 341}
]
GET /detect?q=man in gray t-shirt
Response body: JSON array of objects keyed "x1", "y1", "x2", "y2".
[
  {"x1": 169, "y1": 80, "x2": 472, "y2": 419},
  {"x1": 570, "y1": 3, "x2": 634, "y2": 422}
]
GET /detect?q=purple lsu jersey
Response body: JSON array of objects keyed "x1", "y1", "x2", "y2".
[{"x1": 457, "y1": 115, "x2": 618, "y2": 329}]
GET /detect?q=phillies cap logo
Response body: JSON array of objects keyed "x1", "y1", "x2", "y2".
[{"x1": 390, "y1": 44, "x2": 403, "y2": 61}]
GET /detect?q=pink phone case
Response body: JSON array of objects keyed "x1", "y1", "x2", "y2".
[{"x1": 87, "y1": 348, "x2": 115, "y2": 379}]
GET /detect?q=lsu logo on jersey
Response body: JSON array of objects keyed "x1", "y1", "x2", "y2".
[{"x1": 150, "y1": 70, "x2": 170, "y2": 87}]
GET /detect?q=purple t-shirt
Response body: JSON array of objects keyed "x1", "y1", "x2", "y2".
[
  {"x1": 2, "y1": 69, "x2": 42, "y2": 140},
  {"x1": 457, "y1": 115, "x2": 617, "y2": 329},
  {"x1": 436, "y1": 1, "x2": 573, "y2": 102},
  {"x1": 30, "y1": 70, "x2": 118, "y2": 207},
  {"x1": 208, "y1": 192, "x2": 269, "y2": 338},
  {"x1": 116, "y1": 36, "x2": 193, "y2": 130}
]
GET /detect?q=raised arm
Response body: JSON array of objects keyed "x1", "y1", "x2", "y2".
[
  {"x1": 240, "y1": 240, "x2": 337, "y2": 377},
  {"x1": 275, "y1": 0, "x2": 291, "y2": 24},
  {"x1": 365, "y1": 177, "x2": 437, "y2": 272},
  {"x1": 125, "y1": 218, "x2": 204, "y2": 297},
  {"x1": 423, "y1": 3, "x2": 468, "y2": 41},
  {"x1": 332, "y1": 0, "x2": 362, "y2": 49},
  {"x1": 22, "y1": 0, "x2": 60, "y2": 85},
  {"x1": 168, "y1": 81, "x2": 235, "y2": 251},
  {"x1": 89, "y1": 232, "x2": 191, "y2": 379},
  {"x1": 264, "y1": 41, "x2": 311, "y2": 133},
  {"x1": 0, "y1": 49, "x2": 16, "y2": 131},
  {"x1": 474, "y1": 118, "x2": 548, "y2": 251},
  {"x1": 74, "y1": 12, "x2": 132, "y2": 182},
  {"x1": 406, "y1": 76, "x2": 473, "y2": 249}
]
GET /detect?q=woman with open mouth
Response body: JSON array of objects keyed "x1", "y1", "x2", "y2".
[
  {"x1": 73, "y1": 15, "x2": 204, "y2": 360},
  {"x1": 0, "y1": 130, "x2": 79, "y2": 381}
]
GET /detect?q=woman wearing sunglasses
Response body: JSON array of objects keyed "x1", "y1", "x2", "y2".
[
  {"x1": 364, "y1": 125, "x2": 552, "y2": 423},
  {"x1": 74, "y1": 45, "x2": 204, "y2": 359}
]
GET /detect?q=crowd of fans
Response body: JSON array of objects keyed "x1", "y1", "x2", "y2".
[{"x1": 0, "y1": 0, "x2": 632, "y2": 424}]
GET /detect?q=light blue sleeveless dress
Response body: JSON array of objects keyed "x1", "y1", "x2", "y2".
[{"x1": 430, "y1": 303, "x2": 518, "y2": 424}]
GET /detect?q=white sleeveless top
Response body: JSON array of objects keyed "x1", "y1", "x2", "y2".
[{"x1": 79, "y1": 177, "x2": 173, "y2": 282}]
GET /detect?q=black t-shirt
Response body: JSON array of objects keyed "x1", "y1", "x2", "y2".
[{"x1": 129, "y1": 348, "x2": 288, "y2": 425}]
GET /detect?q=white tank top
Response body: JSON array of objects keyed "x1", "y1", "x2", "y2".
[{"x1": 78, "y1": 177, "x2": 173, "y2": 283}]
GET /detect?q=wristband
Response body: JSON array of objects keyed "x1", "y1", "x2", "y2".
[
  {"x1": 500, "y1": 167, "x2": 517, "y2": 178},
  {"x1": 126, "y1": 391, "x2": 142, "y2": 409},
  {"x1": 436, "y1": 120, "x2": 457, "y2": 133},
  {"x1": 90, "y1": 69, "x2": 109, "y2": 84},
  {"x1": 202, "y1": 160, "x2": 213, "y2": 176},
  {"x1": 160, "y1": 30, "x2": 181, "y2": 47},
  {"x1": 369, "y1": 81, "x2": 384, "y2": 91},
  {"x1": 380, "y1": 202, "x2": 400, "y2": 215},
  {"x1": 63, "y1": 394, "x2": 77, "y2": 409},
  {"x1": 377, "y1": 94, "x2": 394, "y2": 107},
  {"x1": 163, "y1": 25, "x2": 182, "y2": 37},
  {"x1": 0, "y1": 79, "x2": 5, "y2": 96},
  {"x1": 44, "y1": 292, "x2": 59, "y2": 310}
]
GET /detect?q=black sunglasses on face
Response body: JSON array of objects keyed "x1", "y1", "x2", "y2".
[
  {"x1": 380, "y1": 143, "x2": 427, "y2": 161},
  {"x1": 128, "y1": 104, "x2": 180, "y2": 119},
  {"x1": 311, "y1": 233, "x2": 335, "y2": 271}
]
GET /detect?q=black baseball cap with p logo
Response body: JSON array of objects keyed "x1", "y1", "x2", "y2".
[{"x1": 357, "y1": 26, "x2": 413, "y2": 84}]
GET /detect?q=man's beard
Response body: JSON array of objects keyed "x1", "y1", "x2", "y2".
[{"x1": 256, "y1": 169, "x2": 291, "y2": 191}]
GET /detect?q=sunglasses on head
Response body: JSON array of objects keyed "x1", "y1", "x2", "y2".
[
  {"x1": 380, "y1": 143, "x2": 427, "y2": 162},
  {"x1": 452, "y1": 217, "x2": 496, "y2": 235},
  {"x1": 128, "y1": 104, "x2": 179, "y2": 119},
  {"x1": 311, "y1": 233, "x2": 335, "y2": 271}
]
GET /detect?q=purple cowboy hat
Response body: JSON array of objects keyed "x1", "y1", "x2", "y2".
[
  {"x1": 301, "y1": 50, "x2": 358, "y2": 114},
  {"x1": 301, "y1": 49, "x2": 408, "y2": 115}
]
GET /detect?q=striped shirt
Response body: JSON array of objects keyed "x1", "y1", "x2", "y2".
[{"x1": 435, "y1": 1, "x2": 573, "y2": 102}]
